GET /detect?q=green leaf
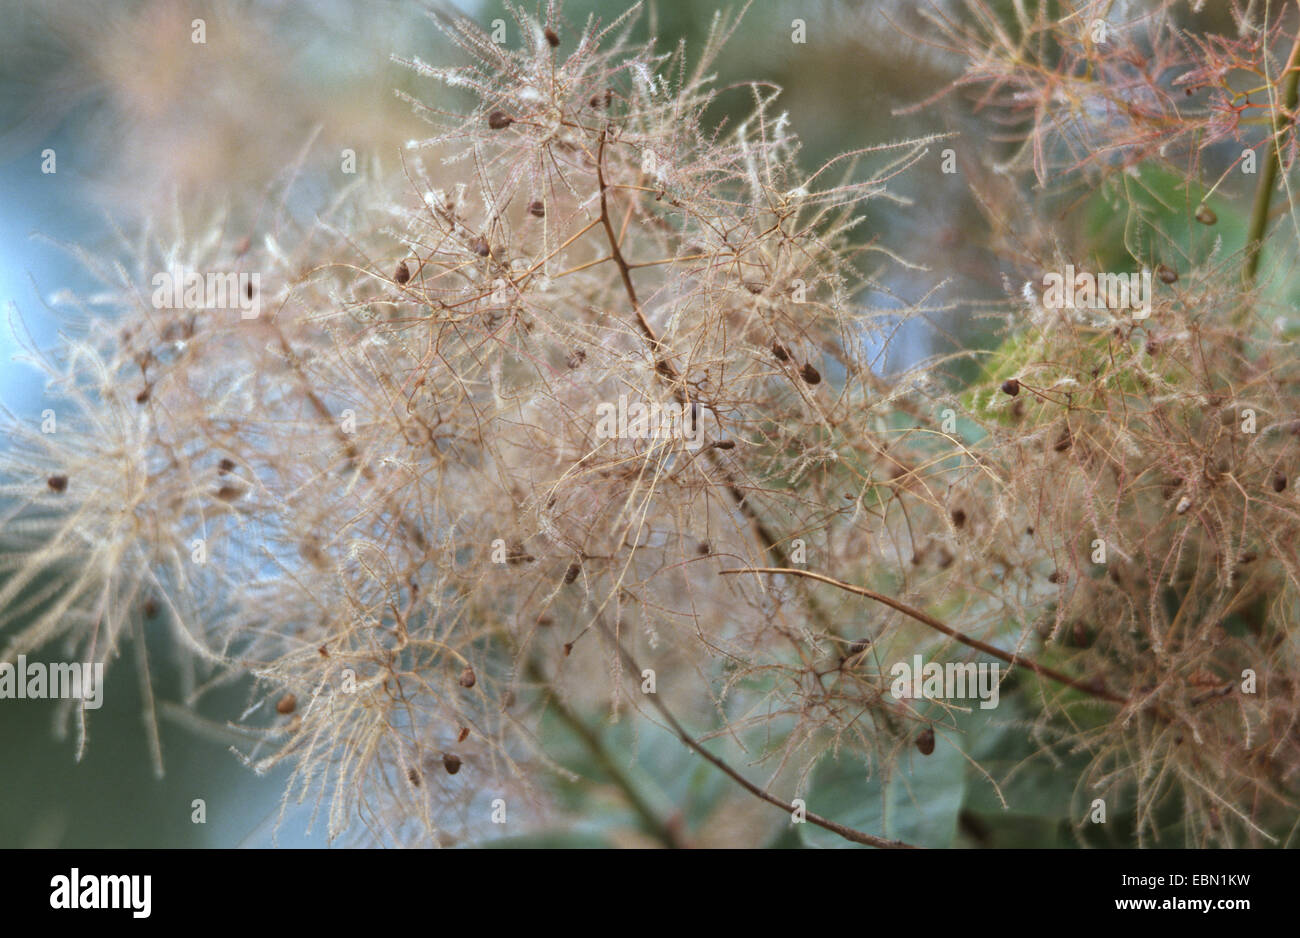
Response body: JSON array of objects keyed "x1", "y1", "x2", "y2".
[
  {"x1": 799, "y1": 736, "x2": 967, "y2": 848},
  {"x1": 1083, "y1": 163, "x2": 1247, "y2": 273},
  {"x1": 958, "y1": 703, "x2": 1086, "y2": 820}
]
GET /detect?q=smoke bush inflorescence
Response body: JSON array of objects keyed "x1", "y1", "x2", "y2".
[{"x1": 3, "y1": 0, "x2": 1299, "y2": 848}]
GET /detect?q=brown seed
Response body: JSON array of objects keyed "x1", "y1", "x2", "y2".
[
  {"x1": 950, "y1": 508, "x2": 966, "y2": 529},
  {"x1": 537, "y1": 614, "x2": 554, "y2": 627},
  {"x1": 771, "y1": 342, "x2": 790, "y2": 362},
  {"x1": 469, "y1": 235, "x2": 490, "y2": 257},
  {"x1": 443, "y1": 753, "x2": 462, "y2": 774},
  {"x1": 218, "y1": 457, "x2": 236, "y2": 474},
  {"x1": 563, "y1": 642, "x2": 573, "y2": 657},
  {"x1": 564, "y1": 562, "x2": 581, "y2": 584},
  {"x1": 457, "y1": 727, "x2": 469, "y2": 743},
  {"x1": 1001, "y1": 378, "x2": 1020, "y2": 396},
  {"x1": 841, "y1": 638, "x2": 871, "y2": 665},
  {"x1": 916, "y1": 727, "x2": 936, "y2": 756},
  {"x1": 394, "y1": 260, "x2": 410, "y2": 284},
  {"x1": 712, "y1": 440, "x2": 735, "y2": 450},
  {"x1": 1195, "y1": 203, "x2": 1217, "y2": 226},
  {"x1": 800, "y1": 362, "x2": 821, "y2": 385},
  {"x1": 47, "y1": 475, "x2": 68, "y2": 493},
  {"x1": 487, "y1": 110, "x2": 513, "y2": 130},
  {"x1": 1156, "y1": 264, "x2": 1178, "y2": 284},
  {"x1": 1272, "y1": 472, "x2": 1288, "y2": 493},
  {"x1": 318, "y1": 644, "x2": 329, "y2": 657},
  {"x1": 215, "y1": 484, "x2": 243, "y2": 502},
  {"x1": 1048, "y1": 570, "x2": 1063, "y2": 584},
  {"x1": 1053, "y1": 428, "x2": 1072, "y2": 452},
  {"x1": 459, "y1": 667, "x2": 476, "y2": 688},
  {"x1": 408, "y1": 767, "x2": 422, "y2": 786},
  {"x1": 566, "y1": 349, "x2": 586, "y2": 369},
  {"x1": 527, "y1": 200, "x2": 545, "y2": 218},
  {"x1": 276, "y1": 693, "x2": 297, "y2": 715},
  {"x1": 143, "y1": 598, "x2": 159, "y2": 619},
  {"x1": 136, "y1": 387, "x2": 150, "y2": 404},
  {"x1": 543, "y1": 26, "x2": 559, "y2": 47}
]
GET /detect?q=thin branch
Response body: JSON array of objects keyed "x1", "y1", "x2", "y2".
[
  {"x1": 527, "y1": 658, "x2": 685, "y2": 848},
  {"x1": 591, "y1": 127, "x2": 840, "y2": 635},
  {"x1": 719, "y1": 566, "x2": 1131, "y2": 706},
  {"x1": 1243, "y1": 19, "x2": 1300, "y2": 287},
  {"x1": 587, "y1": 613, "x2": 917, "y2": 849}
]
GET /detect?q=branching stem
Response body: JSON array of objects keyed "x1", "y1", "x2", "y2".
[
  {"x1": 1242, "y1": 20, "x2": 1300, "y2": 287},
  {"x1": 720, "y1": 566, "x2": 1131, "y2": 706}
]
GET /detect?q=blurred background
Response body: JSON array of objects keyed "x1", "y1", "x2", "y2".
[{"x1": 0, "y1": 0, "x2": 1262, "y2": 847}]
